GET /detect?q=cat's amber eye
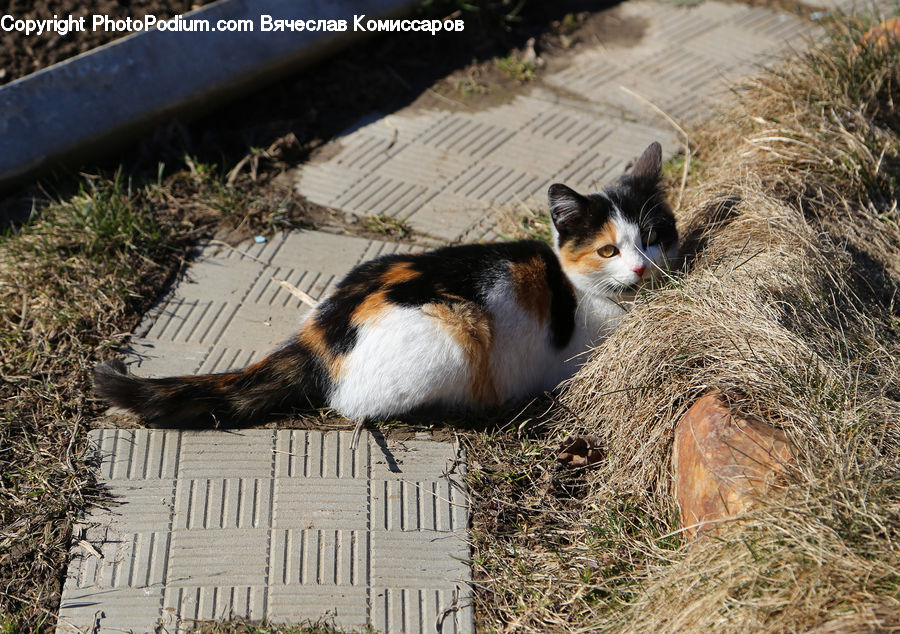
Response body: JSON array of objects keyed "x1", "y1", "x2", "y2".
[
  {"x1": 597, "y1": 245, "x2": 619, "y2": 258},
  {"x1": 645, "y1": 229, "x2": 659, "y2": 246}
]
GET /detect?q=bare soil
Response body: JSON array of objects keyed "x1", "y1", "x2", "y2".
[{"x1": 1, "y1": 1, "x2": 216, "y2": 85}]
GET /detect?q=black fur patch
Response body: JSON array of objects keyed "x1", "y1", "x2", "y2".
[
  {"x1": 93, "y1": 338, "x2": 324, "y2": 425},
  {"x1": 548, "y1": 184, "x2": 616, "y2": 252},
  {"x1": 605, "y1": 177, "x2": 678, "y2": 251}
]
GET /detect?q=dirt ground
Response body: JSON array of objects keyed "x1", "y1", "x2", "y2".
[
  {"x1": 1, "y1": 1, "x2": 219, "y2": 85},
  {"x1": 0, "y1": 0, "x2": 628, "y2": 89},
  {"x1": 1, "y1": 0, "x2": 816, "y2": 86}
]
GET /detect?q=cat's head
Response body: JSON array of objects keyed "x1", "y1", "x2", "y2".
[{"x1": 548, "y1": 142, "x2": 678, "y2": 296}]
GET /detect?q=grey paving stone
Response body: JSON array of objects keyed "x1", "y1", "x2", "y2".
[
  {"x1": 299, "y1": 3, "x2": 800, "y2": 241},
  {"x1": 798, "y1": 0, "x2": 893, "y2": 12},
  {"x1": 296, "y1": 98, "x2": 676, "y2": 242},
  {"x1": 58, "y1": 587, "x2": 169, "y2": 634},
  {"x1": 544, "y1": 2, "x2": 818, "y2": 121},
  {"x1": 60, "y1": 228, "x2": 470, "y2": 633},
  {"x1": 292, "y1": 0, "x2": 868, "y2": 245},
  {"x1": 58, "y1": 429, "x2": 471, "y2": 633}
]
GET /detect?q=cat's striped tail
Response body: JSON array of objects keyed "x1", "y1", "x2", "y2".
[{"x1": 92, "y1": 341, "x2": 324, "y2": 425}]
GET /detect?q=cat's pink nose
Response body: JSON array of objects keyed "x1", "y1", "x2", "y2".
[{"x1": 632, "y1": 264, "x2": 647, "y2": 278}]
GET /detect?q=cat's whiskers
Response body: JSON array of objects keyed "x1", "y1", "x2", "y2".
[{"x1": 638, "y1": 200, "x2": 665, "y2": 232}]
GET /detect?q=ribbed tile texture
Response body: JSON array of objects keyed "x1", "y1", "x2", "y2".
[
  {"x1": 57, "y1": 429, "x2": 471, "y2": 633},
  {"x1": 125, "y1": 230, "x2": 415, "y2": 378}
]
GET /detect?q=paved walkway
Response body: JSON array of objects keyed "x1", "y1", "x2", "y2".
[
  {"x1": 295, "y1": 0, "x2": 818, "y2": 243},
  {"x1": 57, "y1": 0, "x2": 863, "y2": 631}
]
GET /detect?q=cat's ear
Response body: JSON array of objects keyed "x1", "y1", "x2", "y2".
[
  {"x1": 548, "y1": 183, "x2": 589, "y2": 231},
  {"x1": 630, "y1": 142, "x2": 662, "y2": 183}
]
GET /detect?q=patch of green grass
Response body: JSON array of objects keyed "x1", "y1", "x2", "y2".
[
  {"x1": 661, "y1": 153, "x2": 700, "y2": 184},
  {"x1": 33, "y1": 171, "x2": 162, "y2": 258},
  {"x1": 560, "y1": 12, "x2": 580, "y2": 32},
  {"x1": 0, "y1": 614, "x2": 20, "y2": 634},
  {"x1": 453, "y1": 70, "x2": 489, "y2": 98},
  {"x1": 493, "y1": 53, "x2": 536, "y2": 83},
  {"x1": 363, "y1": 213, "x2": 413, "y2": 239},
  {"x1": 494, "y1": 204, "x2": 552, "y2": 242},
  {"x1": 516, "y1": 208, "x2": 552, "y2": 242}
]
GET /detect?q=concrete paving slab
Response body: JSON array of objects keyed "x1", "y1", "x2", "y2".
[
  {"x1": 58, "y1": 587, "x2": 170, "y2": 634},
  {"x1": 332, "y1": 175, "x2": 438, "y2": 220},
  {"x1": 541, "y1": 1, "x2": 815, "y2": 122},
  {"x1": 523, "y1": 110, "x2": 616, "y2": 149},
  {"x1": 59, "y1": 429, "x2": 471, "y2": 633},
  {"x1": 408, "y1": 193, "x2": 504, "y2": 243},
  {"x1": 293, "y1": 0, "x2": 840, "y2": 243}
]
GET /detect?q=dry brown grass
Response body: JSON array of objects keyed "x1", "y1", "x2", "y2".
[{"x1": 470, "y1": 11, "x2": 900, "y2": 632}]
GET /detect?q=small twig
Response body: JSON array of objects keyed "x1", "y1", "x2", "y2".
[
  {"x1": 875, "y1": 141, "x2": 888, "y2": 176},
  {"x1": 205, "y1": 239, "x2": 268, "y2": 265},
  {"x1": 350, "y1": 418, "x2": 365, "y2": 450},
  {"x1": 65, "y1": 411, "x2": 80, "y2": 474},
  {"x1": 427, "y1": 87, "x2": 470, "y2": 110},
  {"x1": 226, "y1": 154, "x2": 251, "y2": 186},
  {"x1": 384, "y1": 118, "x2": 399, "y2": 152},
  {"x1": 16, "y1": 286, "x2": 27, "y2": 333},
  {"x1": 655, "y1": 516, "x2": 741, "y2": 541},
  {"x1": 435, "y1": 586, "x2": 467, "y2": 632},
  {"x1": 3, "y1": 591, "x2": 69, "y2": 624},
  {"x1": 544, "y1": 390, "x2": 592, "y2": 428},
  {"x1": 130, "y1": 249, "x2": 164, "y2": 271},
  {"x1": 272, "y1": 278, "x2": 318, "y2": 309},
  {"x1": 78, "y1": 539, "x2": 103, "y2": 559}
]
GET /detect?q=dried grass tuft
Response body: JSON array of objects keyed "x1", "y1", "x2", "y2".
[{"x1": 471, "y1": 11, "x2": 900, "y2": 631}]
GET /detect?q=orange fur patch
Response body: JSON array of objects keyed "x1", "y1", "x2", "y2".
[
  {"x1": 559, "y1": 221, "x2": 618, "y2": 275},
  {"x1": 380, "y1": 261, "x2": 419, "y2": 285},
  {"x1": 168, "y1": 373, "x2": 229, "y2": 396},
  {"x1": 298, "y1": 318, "x2": 345, "y2": 379},
  {"x1": 508, "y1": 256, "x2": 551, "y2": 324},
  {"x1": 351, "y1": 290, "x2": 389, "y2": 326},
  {"x1": 349, "y1": 262, "x2": 421, "y2": 327},
  {"x1": 424, "y1": 301, "x2": 498, "y2": 405}
]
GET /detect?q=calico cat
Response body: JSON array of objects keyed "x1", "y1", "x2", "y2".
[{"x1": 94, "y1": 142, "x2": 678, "y2": 441}]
